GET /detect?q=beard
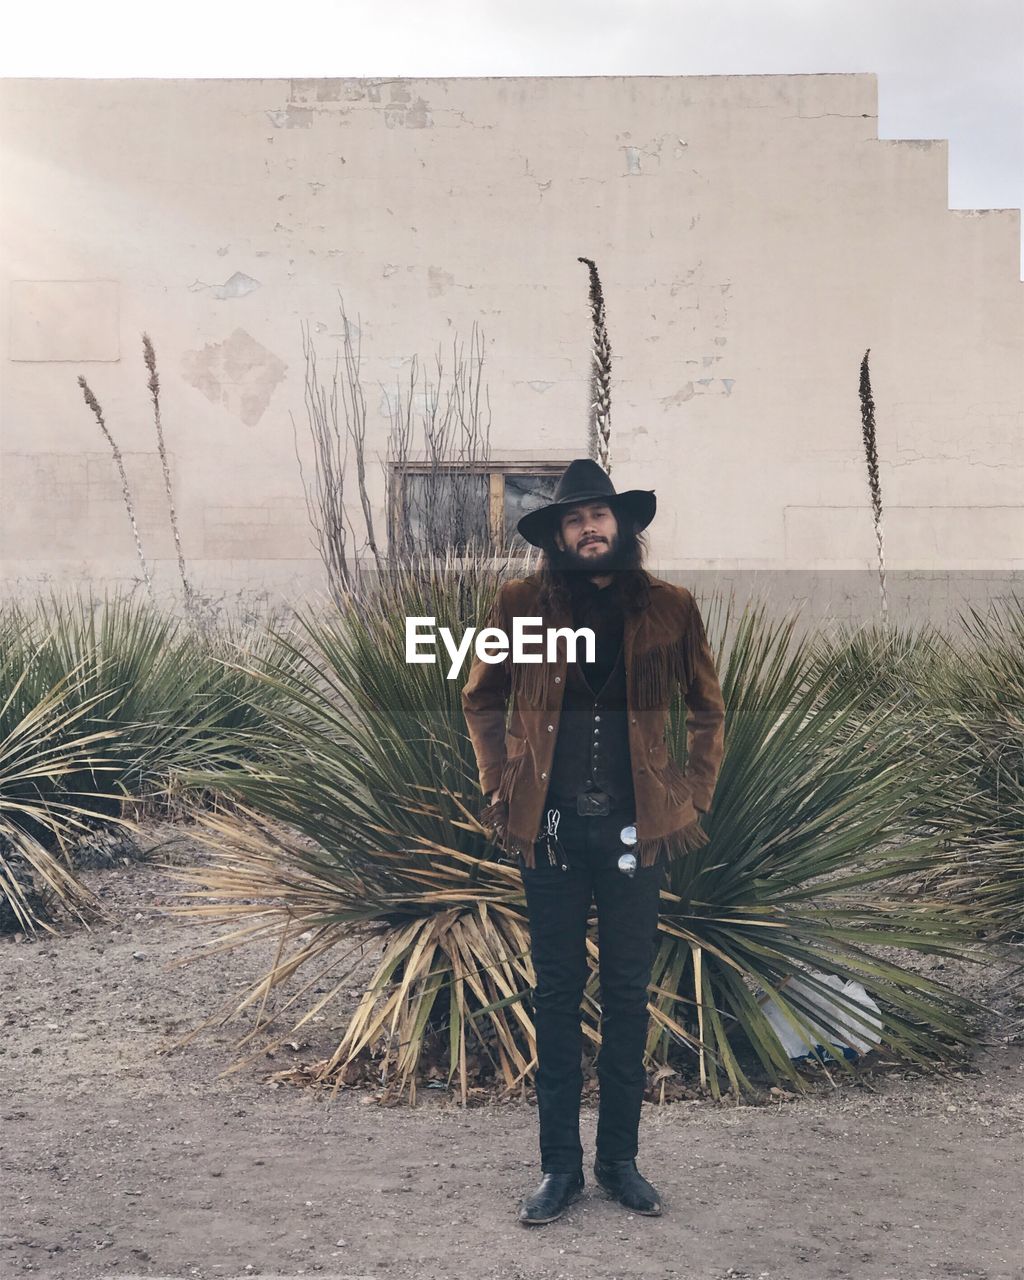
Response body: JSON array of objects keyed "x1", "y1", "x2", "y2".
[{"x1": 551, "y1": 531, "x2": 632, "y2": 575}]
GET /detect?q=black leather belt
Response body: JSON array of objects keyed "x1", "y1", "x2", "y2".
[{"x1": 548, "y1": 789, "x2": 625, "y2": 817}]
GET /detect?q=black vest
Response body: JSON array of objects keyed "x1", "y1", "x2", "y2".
[{"x1": 547, "y1": 608, "x2": 635, "y2": 810}]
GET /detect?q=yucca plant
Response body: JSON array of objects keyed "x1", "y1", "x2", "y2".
[
  {"x1": 170, "y1": 550, "x2": 543, "y2": 1103},
  {"x1": 648, "y1": 593, "x2": 985, "y2": 1098},
  {"x1": 4, "y1": 589, "x2": 297, "y2": 826},
  {"x1": 809, "y1": 597, "x2": 1023, "y2": 943},
  {"x1": 169, "y1": 558, "x2": 990, "y2": 1103},
  {"x1": 908, "y1": 594, "x2": 1024, "y2": 942},
  {"x1": 0, "y1": 588, "x2": 301, "y2": 929},
  {"x1": 0, "y1": 618, "x2": 114, "y2": 931},
  {"x1": 809, "y1": 613, "x2": 950, "y2": 710}
]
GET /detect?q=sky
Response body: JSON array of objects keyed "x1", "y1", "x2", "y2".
[{"x1": 5, "y1": 0, "x2": 1023, "y2": 273}]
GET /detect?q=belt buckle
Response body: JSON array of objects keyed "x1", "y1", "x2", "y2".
[{"x1": 577, "y1": 790, "x2": 610, "y2": 817}]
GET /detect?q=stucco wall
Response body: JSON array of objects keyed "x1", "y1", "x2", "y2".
[{"x1": 1, "y1": 74, "x2": 1021, "y2": 622}]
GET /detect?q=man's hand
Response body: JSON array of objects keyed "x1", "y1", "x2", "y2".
[{"x1": 480, "y1": 789, "x2": 507, "y2": 848}]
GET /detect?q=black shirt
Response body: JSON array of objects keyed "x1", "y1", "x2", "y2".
[{"x1": 570, "y1": 576, "x2": 624, "y2": 694}]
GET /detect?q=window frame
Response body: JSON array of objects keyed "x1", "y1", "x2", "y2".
[{"x1": 388, "y1": 460, "x2": 567, "y2": 559}]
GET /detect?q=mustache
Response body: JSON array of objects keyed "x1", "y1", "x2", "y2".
[{"x1": 555, "y1": 537, "x2": 630, "y2": 574}]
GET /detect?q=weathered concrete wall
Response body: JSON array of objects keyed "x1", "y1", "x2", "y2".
[{"x1": 1, "y1": 74, "x2": 1020, "y2": 623}]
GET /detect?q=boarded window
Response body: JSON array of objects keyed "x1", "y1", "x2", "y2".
[
  {"x1": 402, "y1": 470, "x2": 490, "y2": 555},
  {"x1": 390, "y1": 464, "x2": 564, "y2": 556}
]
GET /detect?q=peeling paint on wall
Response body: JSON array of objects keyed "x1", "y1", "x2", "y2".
[
  {"x1": 181, "y1": 328, "x2": 287, "y2": 427},
  {"x1": 661, "y1": 384, "x2": 695, "y2": 406},
  {"x1": 265, "y1": 107, "x2": 315, "y2": 129},
  {"x1": 188, "y1": 272, "x2": 262, "y2": 301},
  {"x1": 622, "y1": 137, "x2": 667, "y2": 176},
  {"x1": 428, "y1": 266, "x2": 458, "y2": 296},
  {"x1": 289, "y1": 78, "x2": 356, "y2": 103},
  {"x1": 384, "y1": 91, "x2": 433, "y2": 129},
  {"x1": 886, "y1": 139, "x2": 938, "y2": 151}
]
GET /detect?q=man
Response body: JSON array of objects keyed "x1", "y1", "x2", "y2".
[{"x1": 461, "y1": 457, "x2": 726, "y2": 1226}]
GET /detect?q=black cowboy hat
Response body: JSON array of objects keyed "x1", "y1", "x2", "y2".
[{"x1": 516, "y1": 458, "x2": 657, "y2": 549}]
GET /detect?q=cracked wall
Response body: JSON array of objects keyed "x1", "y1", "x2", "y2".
[{"x1": 0, "y1": 73, "x2": 1021, "y2": 613}]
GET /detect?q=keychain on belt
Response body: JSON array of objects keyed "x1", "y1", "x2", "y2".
[{"x1": 543, "y1": 808, "x2": 568, "y2": 871}]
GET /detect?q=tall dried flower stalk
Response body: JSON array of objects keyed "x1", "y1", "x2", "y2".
[
  {"x1": 77, "y1": 376, "x2": 155, "y2": 603},
  {"x1": 859, "y1": 348, "x2": 888, "y2": 622},
  {"x1": 142, "y1": 333, "x2": 196, "y2": 619},
  {"x1": 577, "y1": 255, "x2": 613, "y2": 475}
]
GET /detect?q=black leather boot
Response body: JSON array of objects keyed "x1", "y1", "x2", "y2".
[
  {"x1": 593, "y1": 1157, "x2": 662, "y2": 1215},
  {"x1": 518, "y1": 1168, "x2": 585, "y2": 1225}
]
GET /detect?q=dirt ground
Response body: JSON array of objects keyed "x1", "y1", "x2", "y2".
[{"x1": 1, "y1": 822, "x2": 1021, "y2": 1280}]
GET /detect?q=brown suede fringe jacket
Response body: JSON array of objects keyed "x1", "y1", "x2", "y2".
[{"x1": 461, "y1": 571, "x2": 726, "y2": 868}]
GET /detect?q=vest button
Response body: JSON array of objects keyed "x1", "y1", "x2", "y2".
[
  {"x1": 554, "y1": 676, "x2": 561, "y2": 684},
  {"x1": 546, "y1": 724, "x2": 554, "y2": 732},
  {"x1": 541, "y1": 771, "x2": 547, "y2": 779}
]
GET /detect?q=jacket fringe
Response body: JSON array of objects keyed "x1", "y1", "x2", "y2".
[
  {"x1": 482, "y1": 584, "x2": 552, "y2": 709},
  {"x1": 635, "y1": 816, "x2": 710, "y2": 867},
  {"x1": 630, "y1": 600, "x2": 710, "y2": 710},
  {"x1": 681, "y1": 598, "x2": 712, "y2": 690},
  {"x1": 506, "y1": 594, "x2": 711, "y2": 713},
  {"x1": 495, "y1": 752, "x2": 526, "y2": 803},
  {"x1": 507, "y1": 827, "x2": 539, "y2": 869},
  {"x1": 630, "y1": 641, "x2": 682, "y2": 710},
  {"x1": 512, "y1": 658, "x2": 550, "y2": 708}
]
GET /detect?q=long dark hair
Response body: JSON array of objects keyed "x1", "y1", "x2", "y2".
[{"x1": 534, "y1": 512, "x2": 653, "y2": 617}]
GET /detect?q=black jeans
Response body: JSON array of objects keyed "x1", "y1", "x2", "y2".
[{"x1": 518, "y1": 801, "x2": 666, "y2": 1174}]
